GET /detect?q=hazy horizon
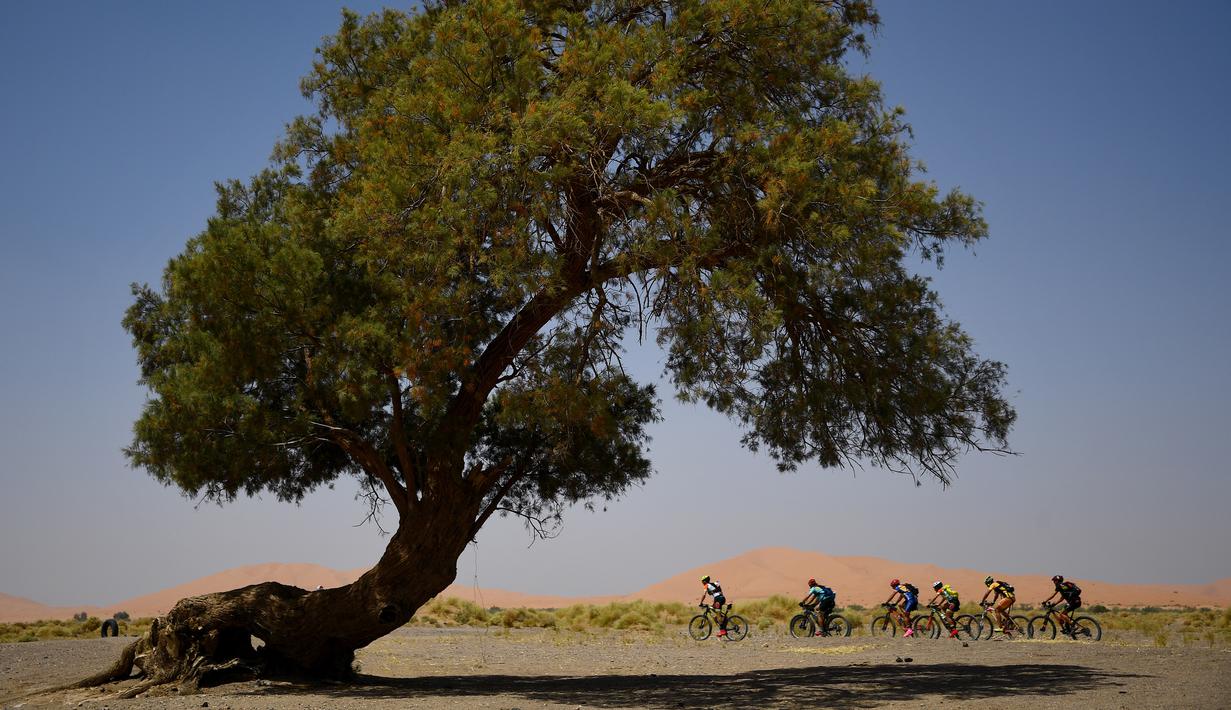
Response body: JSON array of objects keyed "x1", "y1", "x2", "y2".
[{"x1": 2, "y1": 0, "x2": 1228, "y2": 607}]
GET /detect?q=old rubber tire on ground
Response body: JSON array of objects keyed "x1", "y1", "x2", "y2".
[
  {"x1": 688, "y1": 614, "x2": 712, "y2": 641},
  {"x1": 870, "y1": 615, "x2": 896, "y2": 637},
  {"x1": 788, "y1": 613, "x2": 814, "y2": 639},
  {"x1": 826, "y1": 614, "x2": 852, "y2": 637},
  {"x1": 724, "y1": 615, "x2": 748, "y2": 641},
  {"x1": 100, "y1": 618, "x2": 119, "y2": 637}
]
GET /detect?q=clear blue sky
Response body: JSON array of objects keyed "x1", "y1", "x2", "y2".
[{"x1": 1, "y1": 1, "x2": 1228, "y2": 607}]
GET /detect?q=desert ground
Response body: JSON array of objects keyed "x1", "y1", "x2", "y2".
[{"x1": 3, "y1": 627, "x2": 1229, "y2": 709}]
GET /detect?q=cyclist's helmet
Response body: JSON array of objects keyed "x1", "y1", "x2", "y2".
[
  {"x1": 808, "y1": 578, "x2": 817, "y2": 587},
  {"x1": 889, "y1": 578, "x2": 900, "y2": 588},
  {"x1": 1051, "y1": 575, "x2": 1064, "y2": 583},
  {"x1": 984, "y1": 575, "x2": 995, "y2": 586},
  {"x1": 932, "y1": 581, "x2": 943, "y2": 590},
  {"x1": 701, "y1": 575, "x2": 710, "y2": 584}
]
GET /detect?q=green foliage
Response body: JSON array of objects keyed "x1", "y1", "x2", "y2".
[
  {"x1": 124, "y1": 0, "x2": 1014, "y2": 542},
  {"x1": 0, "y1": 617, "x2": 154, "y2": 643},
  {"x1": 408, "y1": 597, "x2": 492, "y2": 626}
]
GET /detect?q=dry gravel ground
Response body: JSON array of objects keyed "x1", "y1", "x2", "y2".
[{"x1": 2, "y1": 627, "x2": 1229, "y2": 709}]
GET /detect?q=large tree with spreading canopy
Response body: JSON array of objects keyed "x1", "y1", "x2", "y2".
[{"x1": 87, "y1": 0, "x2": 1013, "y2": 692}]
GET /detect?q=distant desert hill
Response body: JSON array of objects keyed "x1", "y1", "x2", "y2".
[{"x1": 3, "y1": 548, "x2": 1228, "y2": 622}]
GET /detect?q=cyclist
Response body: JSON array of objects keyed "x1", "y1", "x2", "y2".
[
  {"x1": 800, "y1": 578, "x2": 837, "y2": 636},
  {"x1": 699, "y1": 575, "x2": 730, "y2": 638},
  {"x1": 979, "y1": 575, "x2": 1017, "y2": 635},
  {"x1": 928, "y1": 580, "x2": 962, "y2": 637},
  {"x1": 884, "y1": 578, "x2": 920, "y2": 637},
  {"x1": 1042, "y1": 575, "x2": 1083, "y2": 632}
]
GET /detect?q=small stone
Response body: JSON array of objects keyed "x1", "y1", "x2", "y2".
[
  {"x1": 201, "y1": 703, "x2": 209, "y2": 708},
  {"x1": 895, "y1": 656, "x2": 903, "y2": 662},
  {"x1": 903, "y1": 657, "x2": 913, "y2": 663}
]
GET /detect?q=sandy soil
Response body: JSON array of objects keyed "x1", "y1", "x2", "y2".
[{"x1": 3, "y1": 627, "x2": 1229, "y2": 709}]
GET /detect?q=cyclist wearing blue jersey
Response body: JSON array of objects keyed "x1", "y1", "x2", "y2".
[
  {"x1": 800, "y1": 578, "x2": 836, "y2": 636},
  {"x1": 885, "y1": 578, "x2": 920, "y2": 637}
]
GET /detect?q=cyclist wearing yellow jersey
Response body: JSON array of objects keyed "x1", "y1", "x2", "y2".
[
  {"x1": 929, "y1": 581, "x2": 961, "y2": 636},
  {"x1": 979, "y1": 575, "x2": 1016, "y2": 633}
]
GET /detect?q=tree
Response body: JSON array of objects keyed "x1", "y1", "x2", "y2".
[{"x1": 88, "y1": 0, "x2": 1013, "y2": 691}]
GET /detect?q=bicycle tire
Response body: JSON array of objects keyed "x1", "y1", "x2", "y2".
[
  {"x1": 913, "y1": 614, "x2": 939, "y2": 639},
  {"x1": 1009, "y1": 615, "x2": 1030, "y2": 638},
  {"x1": 688, "y1": 614, "x2": 712, "y2": 641},
  {"x1": 977, "y1": 614, "x2": 992, "y2": 640},
  {"x1": 1027, "y1": 616, "x2": 1056, "y2": 640},
  {"x1": 788, "y1": 613, "x2": 815, "y2": 639},
  {"x1": 954, "y1": 614, "x2": 979, "y2": 641},
  {"x1": 1070, "y1": 616, "x2": 1102, "y2": 641},
  {"x1": 826, "y1": 614, "x2": 852, "y2": 638},
  {"x1": 725, "y1": 615, "x2": 749, "y2": 641},
  {"x1": 870, "y1": 615, "x2": 896, "y2": 637}
]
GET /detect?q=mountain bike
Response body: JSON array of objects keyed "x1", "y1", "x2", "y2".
[
  {"x1": 1027, "y1": 601, "x2": 1102, "y2": 641},
  {"x1": 977, "y1": 604, "x2": 1030, "y2": 640},
  {"x1": 788, "y1": 603, "x2": 852, "y2": 638},
  {"x1": 870, "y1": 603, "x2": 922, "y2": 637},
  {"x1": 912, "y1": 603, "x2": 980, "y2": 641},
  {"x1": 689, "y1": 603, "x2": 748, "y2": 641}
]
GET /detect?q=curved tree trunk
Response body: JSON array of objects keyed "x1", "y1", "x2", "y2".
[{"x1": 75, "y1": 490, "x2": 481, "y2": 694}]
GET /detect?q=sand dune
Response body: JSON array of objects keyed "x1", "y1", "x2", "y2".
[{"x1": 4, "y1": 548, "x2": 1228, "y2": 622}]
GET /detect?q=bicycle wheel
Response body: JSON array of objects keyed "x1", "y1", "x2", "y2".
[
  {"x1": 688, "y1": 614, "x2": 712, "y2": 641},
  {"x1": 1027, "y1": 616, "x2": 1056, "y2": 640},
  {"x1": 870, "y1": 615, "x2": 896, "y2": 637},
  {"x1": 1069, "y1": 616, "x2": 1102, "y2": 641},
  {"x1": 725, "y1": 615, "x2": 749, "y2": 641},
  {"x1": 953, "y1": 614, "x2": 979, "y2": 641},
  {"x1": 826, "y1": 615, "x2": 852, "y2": 638},
  {"x1": 912, "y1": 614, "x2": 939, "y2": 639},
  {"x1": 788, "y1": 614, "x2": 815, "y2": 639},
  {"x1": 978, "y1": 614, "x2": 994, "y2": 640}
]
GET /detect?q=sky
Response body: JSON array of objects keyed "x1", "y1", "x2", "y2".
[{"x1": 1, "y1": 0, "x2": 1228, "y2": 607}]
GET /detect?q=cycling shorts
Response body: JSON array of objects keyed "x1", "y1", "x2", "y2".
[
  {"x1": 901, "y1": 595, "x2": 918, "y2": 613},
  {"x1": 944, "y1": 599, "x2": 960, "y2": 613},
  {"x1": 712, "y1": 595, "x2": 726, "y2": 608},
  {"x1": 1063, "y1": 597, "x2": 1082, "y2": 613},
  {"x1": 818, "y1": 598, "x2": 835, "y2": 614}
]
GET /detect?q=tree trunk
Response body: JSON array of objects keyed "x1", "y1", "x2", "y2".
[{"x1": 75, "y1": 492, "x2": 480, "y2": 694}]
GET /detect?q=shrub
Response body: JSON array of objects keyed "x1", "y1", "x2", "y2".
[
  {"x1": 72, "y1": 612, "x2": 88, "y2": 622},
  {"x1": 1089, "y1": 604, "x2": 1109, "y2": 613},
  {"x1": 113, "y1": 611, "x2": 130, "y2": 621}
]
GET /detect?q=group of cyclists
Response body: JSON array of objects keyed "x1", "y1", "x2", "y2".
[{"x1": 699, "y1": 573, "x2": 1085, "y2": 639}]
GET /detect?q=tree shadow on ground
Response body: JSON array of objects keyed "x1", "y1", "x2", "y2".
[{"x1": 257, "y1": 663, "x2": 1144, "y2": 709}]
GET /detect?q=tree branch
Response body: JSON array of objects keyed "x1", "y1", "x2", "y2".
[
  {"x1": 313, "y1": 420, "x2": 409, "y2": 515},
  {"x1": 386, "y1": 371, "x2": 419, "y2": 505}
]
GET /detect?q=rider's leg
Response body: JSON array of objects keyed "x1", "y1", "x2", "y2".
[{"x1": 995, "y1": 598, "x2": 1014, "y2": 632}]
